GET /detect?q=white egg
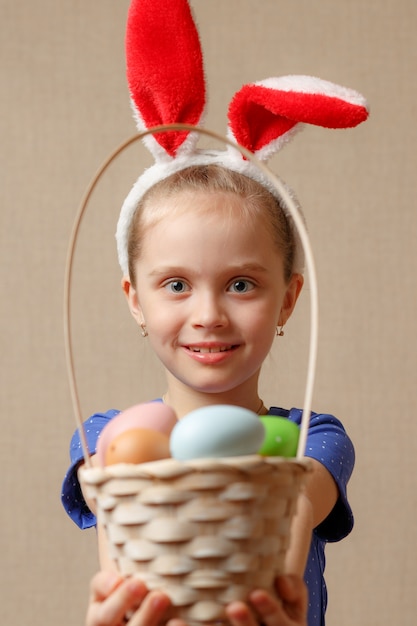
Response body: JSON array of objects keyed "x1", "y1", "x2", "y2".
[{"x1": 170, "y1": 405, "x2": 265, "y2": 460}]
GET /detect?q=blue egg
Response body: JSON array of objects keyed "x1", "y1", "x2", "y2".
[{"x1": 170, "y1": 405, "x2": 266, "y2": 460}]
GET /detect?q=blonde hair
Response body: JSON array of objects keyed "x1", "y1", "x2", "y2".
[{"x1": 127, "y1": 164, "x2": 296, "y2": 285}]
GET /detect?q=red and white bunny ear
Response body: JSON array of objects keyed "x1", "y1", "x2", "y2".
[
  {"x1": 126, "y1": 0, "x2": 206, "y2": 159},
  {"x1": 117, "y1": 7, "x2": 370, "y2": 278},
  {"x1": 227, "y1": 75, "x2": 369, "y2": 161}
]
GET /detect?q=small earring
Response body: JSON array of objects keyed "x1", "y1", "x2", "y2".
[
  {"x1": 140, "y1": 322, "x2": 148, "y2": 337},
  {"x1": 276, "y1": 325, "x2": 284, "y2": 337}
]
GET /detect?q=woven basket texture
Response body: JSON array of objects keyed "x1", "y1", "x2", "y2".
[{"x1": 81, "y1": 455, "x2": 310, "y2": 625}]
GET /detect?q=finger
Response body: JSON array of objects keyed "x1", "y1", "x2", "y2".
[
  {"x1": 87, "y1": 578, "x2": 148, "y2": 626},
  {"x1": 166, "y1": 619, "x2": 188, "y2": 626},
  {"x1": 89, "y1": 571, "x2": 124, "y2": 603},
  {"x1": 226, "y1": 600, "x2": 259, "y2": 626},
  {"x1": 128, "y1": 590, "x2": 172, "y2": 626},
  {"x1": 247, "y1": 589, "x2": 287, "y2": 624}
]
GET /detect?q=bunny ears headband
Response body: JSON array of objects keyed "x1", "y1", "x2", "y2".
[{"x1": 116, "y1": 0, "x2": 369, "y2": 276}]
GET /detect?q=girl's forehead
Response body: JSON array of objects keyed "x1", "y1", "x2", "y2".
[
  {"x1": 139, "y1": 193, "x2": 283, "y2": 269},
  {"x1": 142, "y1": 188, "x2": 268, "y2": 230}
]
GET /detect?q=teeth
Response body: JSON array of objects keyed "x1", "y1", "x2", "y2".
[{"x1": 191, "y1": 346, "x2": 230, "y2": 353}]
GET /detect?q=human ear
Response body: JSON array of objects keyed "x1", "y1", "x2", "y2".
[
  {"x1": 121, "y1": 276, "x2": 144, "y2": 325},
  {"x1": 279, "y1": 273, "x2": 304, "y2": 326}
]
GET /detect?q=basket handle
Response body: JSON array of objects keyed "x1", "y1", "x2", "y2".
[{"x1": 63, "y1": 125, "x2": 318, "y2": 466}]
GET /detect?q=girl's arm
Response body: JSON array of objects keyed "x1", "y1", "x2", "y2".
[
  {"x1": 284, "y1": 458, "x2": 338, "y2": 576},
  {"x1": 77, "y1": 456, "x2": 118, "y2": 571}
]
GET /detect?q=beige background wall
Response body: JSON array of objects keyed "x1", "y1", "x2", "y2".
[{"x1": 1, "y1": 1, "x2": 416, "y2": 624}]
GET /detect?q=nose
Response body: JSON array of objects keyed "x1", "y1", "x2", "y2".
[{"x1": 190, "y1": 290, "x2": 228, "y2": 330}]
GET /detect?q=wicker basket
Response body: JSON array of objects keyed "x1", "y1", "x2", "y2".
[{"x1": 80, "y1": 454, "x2": 310, "y2": 624}]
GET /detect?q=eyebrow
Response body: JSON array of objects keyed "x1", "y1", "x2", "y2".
[
  {"x1": 148, "y1": 263, "x2": 268, "y2": 277},
  {"x1": 227, "y1": 263, "x2": 268, "y2": 274}
]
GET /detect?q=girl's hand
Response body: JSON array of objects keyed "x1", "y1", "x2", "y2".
[
  {"x1": 86, "y1": 571, "x2": 306, "y2": 626},
  {"x1": 86, "y1": 571, "x2": 171, "y2": 626},
  {"x1": 226, "y1": 575, "x2": 307, "y2": 626}
]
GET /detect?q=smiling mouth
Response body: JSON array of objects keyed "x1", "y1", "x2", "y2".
[{"x1": 188, "y1": 346, "x2": 236, "y2": 353}]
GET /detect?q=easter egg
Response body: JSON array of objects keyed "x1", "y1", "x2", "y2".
[
  {"x1": 96, "y1": 402, "x2": 177, "y2": 466},
  {"x1": 104, "y1": 428, "x2": 171, "y2": 465},
  {"x1": 170, "y1": 405, "x2": 265, "y2": 461},
  {"x1": 257, "y1": 416, "x2": 299, "y2": 457}
]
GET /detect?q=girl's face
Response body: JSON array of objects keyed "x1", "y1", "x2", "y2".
[{"x1": 123, "y1": 190, "x2": 302, "y2": 406}]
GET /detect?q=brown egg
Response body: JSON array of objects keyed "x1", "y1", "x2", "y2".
[
  {"x1": 104, "y1": 427, "x2": 171, "y2": 466},
  {"x1": 96, "y1": 402, "x2": 177, "y2": 466}
]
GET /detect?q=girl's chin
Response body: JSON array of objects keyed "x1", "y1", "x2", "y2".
[{"x1": 169, "y1": 371, "x2": 257, "y2": 398}]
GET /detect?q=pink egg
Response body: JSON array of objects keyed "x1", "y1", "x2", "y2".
[{"x1": 96, "y1": 402, "x2": 177, "y2": 466}]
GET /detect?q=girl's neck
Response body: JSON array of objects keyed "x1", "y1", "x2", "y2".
[{"x1": 162, "y1": 381, "x2": 267, "y2": 419}]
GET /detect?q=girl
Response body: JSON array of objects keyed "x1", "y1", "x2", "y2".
[
  {"x1": 63, "y1": 165, "x2": 355, "y2": 626},
  {"x1": 62, "y1": 1, "x2": 368, "y2": 624}
]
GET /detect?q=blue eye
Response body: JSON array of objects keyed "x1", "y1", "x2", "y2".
[
  {"x1": 165, "y1": 280, "x2": 188, "y2": 293},
  {"x1": 229, "y1": 280, "x2": 254, "y2": 293}
]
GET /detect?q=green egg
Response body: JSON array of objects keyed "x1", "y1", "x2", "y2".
[{"x1": 257, "y1": 416, "x2": 299, "y2": 457}]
